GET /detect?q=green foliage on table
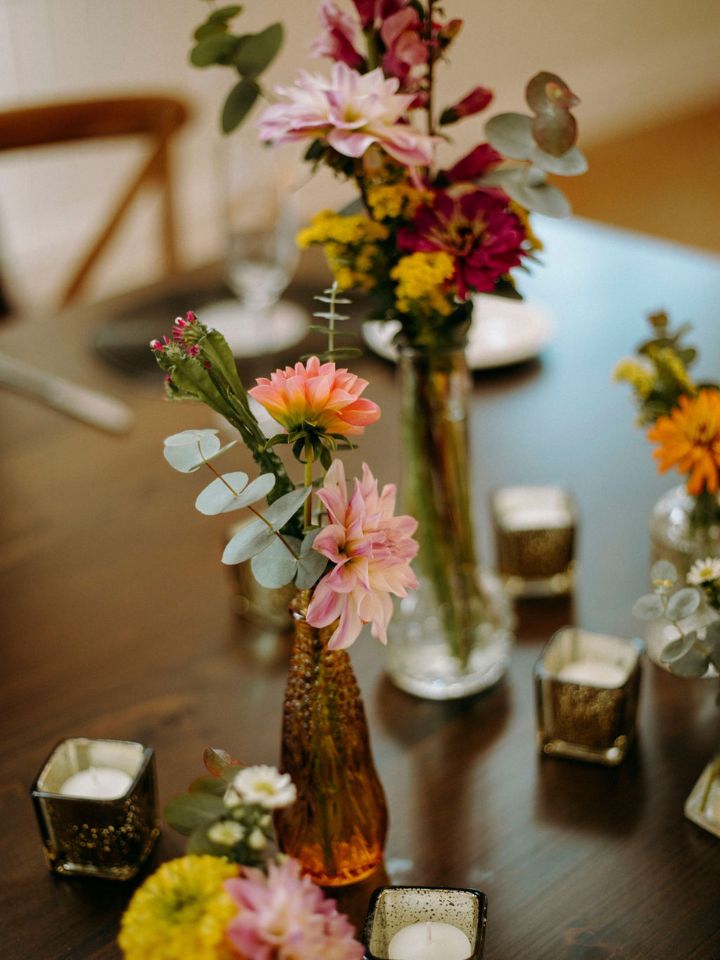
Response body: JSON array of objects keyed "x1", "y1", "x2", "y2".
[
  {"x1": 633, "y1": 560, "x2": 720, "y2": 679},
  {"x1": 189, "y1": 3, "x2": 284, "y2": 133}
]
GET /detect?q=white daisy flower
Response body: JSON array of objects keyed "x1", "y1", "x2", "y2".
[
  {"x1": 207, "y1": 820, "x2": 245, "y2": 846},
  {"x1": 687, "y1": 558, "x2": 720, "y2": 586},
  {"x1": 231, "y1": 765, "x2": 297, "y2": 810}
]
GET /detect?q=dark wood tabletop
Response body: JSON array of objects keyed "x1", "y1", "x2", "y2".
[{"x1": 2, "y1": 217, "x2": 720, "y2": 960}]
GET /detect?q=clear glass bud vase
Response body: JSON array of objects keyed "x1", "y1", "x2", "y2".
[
  {"x1": 386, "y1": 334, "x2": 513, "y2": 699},
  {"x1": 275, "y1": 590, "x2": 388, "y2": 886},
  {"x1": 650, "y1": 485, "x2": 720, "y2": 580}
]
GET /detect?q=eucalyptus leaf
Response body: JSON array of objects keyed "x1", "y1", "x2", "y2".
[
  {"x1": 296, "y1": 548, "x2": 328, "y2": 590},
  {"x1": 505, "y1": 177, "x2": 571, "y2": 218},
  {"x1": 632, "y1": 593, "x2": 665, "y2": 621},
  {"x1": 190, "y1": 33, "x2": 241, "y2": 67},
  {"x1": 666, "y1": 588, "x2": 701, "y2": 621},
  {"x1": 251, "y1": 535, "x2": 300, "y2": 588},
  {"x1": 660, "y1": 631, "x2": 698, "y2": 664},
  {"x1": 222, "y1": 77, "x2": 260, "y2": 133},
  {"x1": 485, "y1": 112, "x2": 534, "y2": 159},
  {"x1": 164, "y1": 433, "x2": 222, "y2": 472},
  {"x1": 196, "y1": 471, "x2": 249, "y2": 515},
  {"x1": 262, "y1": 487, "x2": 312, "y2": 531},
  {"x1": 164, "y1": 792, "x2": 225, "y2": 836},
  {"x1": 232, "y1": 23, "x2": 283, "y2": 77},
  {"x1": 222, "y1": 518, "x2": 275, "y2": 565},
  {"x1": 668, "y1": 646, "x2": 710, "y2": 679},
  {"x1": 650, "y1": 560, "x2": 678, "y2": 590},
  {"x1": 194, "y1": 21, "x2": 228, "y2": 42},
  {"x1": 164, "y1": 428, "x2": 219, "y2": 447},
  {"x1": 529, "y1": 144, "x2": 588, "y2": 176}
]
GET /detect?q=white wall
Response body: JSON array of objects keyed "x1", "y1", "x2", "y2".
[{"x1": 1, "y1": 0, "x2": 719, "y2": 313}]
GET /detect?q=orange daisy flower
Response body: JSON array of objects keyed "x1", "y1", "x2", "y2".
[{"x1": 647, "y1": 388, "x2": 720, "y2": 495}]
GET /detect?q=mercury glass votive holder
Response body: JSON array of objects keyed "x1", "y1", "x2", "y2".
[
  {"x1": 685, "y1": 755, "x2": 720, "y2": 838},
  {"x1": 362, "y1": 885, "x2": 487, "y2": 960},
  {"x1": 534, "y1": 628, "x2": 643, "y2": 766},
  {"x1": 31, "y1": 737, "x2": 159, "y2": 880},
  {"x1": 491, "y1": 485, "x2": 577, "y2": 597}
]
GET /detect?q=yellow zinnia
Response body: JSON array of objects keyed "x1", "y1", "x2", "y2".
[
  {"x1": 647, "y1": 388, "x2": 720, "y2": 495},
  {"x1": 118, "y1": 855, "x2": 239, "y2": 960}
]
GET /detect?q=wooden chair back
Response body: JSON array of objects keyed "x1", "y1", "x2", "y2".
[{"x1": 0, "y1": 95, "x2": 189, "y2": 310}]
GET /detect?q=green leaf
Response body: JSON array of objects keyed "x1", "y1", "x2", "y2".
[
  {"x1": 190, "y1": 34, "x2": 241, "y2": 67},
  {"x1": 208, "y1": 4, "x2": 243, "y2": 24},
  {"x1": 188, "y1": 776, "x2": 228, "y2": 797},
  {"x1": 650, "y1": 560, "x2": 678, "y2": 591},
  {"x1": 485, "y1": 112, "x2": 534, "y2": 160},
  {"x1": 504, "y1": 175, "x2": 571, "y2": 218},
  {"x1": 164, "y1": 792, "x2": 225, "y2": 836},
  {"x1": 660, "y1": 632, "x2": 698, "y2": 664},
  {"x1": 222, "y1": 77, "x2": 260, "y2": 133},
  {"x1": 186, "y1": 824, "x2": 217, "y2": 855},
  {"x1": 296, "y1": 530, "x2": 328, "y2": 589},
  {"x1": 529, "y1": 144, "x2": 588, "y2": 176},
  {"x1": 669, "y1": 647, "x2": 710, "y2": 679},
  {"x1": 222, "y1": 518, "x2": 275, "y2": 564},
  {"x1": 196, "y1": 472, "x2": 275, "y2": 516},
  {"x1": 666, "y1": 588, "x2": 701, "y2": 621},
  {"x1": 632, "y1": 593, "x2": 665, "y2": 621},
  {"x1": 232, "y1": 23, "x2": 283, "y2": 77},
  {"x1": 194, "y1": 21, "x2": 228, "y2": 42},
  {"x1": 251, "y1": 535, "x2": 300, "y2": 588},
  {"x1": 263, "y1": 487, "x2": 312, "y2": 530},
  {"x1": 203, "y1": 746, "x2": 234, "y2": 777}
]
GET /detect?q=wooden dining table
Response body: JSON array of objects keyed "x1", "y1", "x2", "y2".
[{"x1": 2, "y1": 216, "x2": 720, "y2": 960}]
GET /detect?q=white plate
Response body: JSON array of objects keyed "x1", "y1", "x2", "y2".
[{"x1": 362, "y1": 294, "x2": 555, "y2": 369}]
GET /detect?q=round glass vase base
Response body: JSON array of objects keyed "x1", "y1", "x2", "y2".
[
  {"x1": 649, "y1": 485, "x2": 720, "y2": 579},
  {"x1": 385, "y1": 571, "x2": 513, "y2": 701}
]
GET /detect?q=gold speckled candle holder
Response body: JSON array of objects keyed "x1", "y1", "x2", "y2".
[
  {"x1": 31, "y1": 738, "x2": 159, "y2": 880},
  {"x1": 534, "y1": 628, "x2": 643, "y2": 766},
  {"x1": 363, "y1": 885, "x2": 487, "y2": 959}
]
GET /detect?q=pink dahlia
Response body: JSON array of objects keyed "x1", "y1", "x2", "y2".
[
  {"x1": 257, "y1": 62, "x2": 438, "y2": 167},
  {"x1": 312, "y1": 0, "x2": 364, "y2": 69},
  {"x1": 307, "y1": 460, "x2": 419, "y2": 649},
  {"x1": 225, "y1": 858, "x2": 363, "y2": 960},
  {"x1": 248, "y1": 356, "x2": 380, "y2": 438},
  {"x1": 398, "y1": 188, "x2": 527, "y2": 298}
]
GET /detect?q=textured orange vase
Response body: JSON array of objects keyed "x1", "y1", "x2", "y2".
[{"x1": 275, "y1": 589, "x2": 388, "y2": 886}]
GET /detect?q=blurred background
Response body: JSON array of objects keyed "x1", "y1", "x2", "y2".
[{"x1": 1, "y1": 0, "x2": 719, "y2": 317}]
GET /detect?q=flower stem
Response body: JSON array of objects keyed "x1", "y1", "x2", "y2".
[{"x1": 304, "y1": 443, "x2": 314, "y2": 531}]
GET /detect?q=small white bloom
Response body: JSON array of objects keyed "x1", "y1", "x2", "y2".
[
  {"x1": 247, "y1": 827, "x2": 267, "y2": 851},
  {"x1": 688, "y1": 558, "x2": 720, "y2": 586},
  {"x1": 231, "y1": 765, "x2": 297, "y2": 810},
  {"x1": 207, "y1": 820, "x2": 245, "y2": 846},
  {"x1": 223, "y1": 785, "x2": 242, "y2": 809}
]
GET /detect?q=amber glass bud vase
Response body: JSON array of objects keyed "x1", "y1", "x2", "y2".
[{"x1": 275, "y1": 589, "x2": 388, "y2": 886}]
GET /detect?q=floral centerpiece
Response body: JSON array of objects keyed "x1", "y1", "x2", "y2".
[
  {"x1": 152, "y1": 291, "x2": 417, "y2": 884},
  {"x1": 615, "y1": 311, "x2": 720, "y2": 569},
  {"x1": 119, "y1": 750, "x2": 365, "y2": 959},
  {"x1": 189, "y1": 0, "x2": 587, "y2": 698}
]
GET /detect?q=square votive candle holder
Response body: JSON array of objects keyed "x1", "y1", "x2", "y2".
[
  {"x1": 534, "y1": 628, "x2": 643, "y2": 766},
  {"x1": 363, "y1": 885, "x2": 487, "y2": 960},
  {"x1": 31, "y1": 737, "x2": 159, "y2": 880},
  {"x1": 491, "y1": 485, "x2": 577, "y2": 597}
]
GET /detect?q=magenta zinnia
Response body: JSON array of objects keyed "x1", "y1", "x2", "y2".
[
  {"x1": 248, "y1": 356, "x2": 380, "y2": 438},
  {"x1": 307, "y1": 460, "x2": 419, "y2": 649},
  {"x1": 225, "y1": 857, "x2": 363, "y2": 960},
  {"x1": 398, "y1": 188, "x2": 527, "y2": 298}
]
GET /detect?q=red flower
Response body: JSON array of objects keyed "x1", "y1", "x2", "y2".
[
  {"x1": 351, "y1": 0, "x2": 408, "y2": 30},
  {"x1": 312, "y1": 0, "x2": 364, "y2": 69},
  {"x1": 444, "y1": 143, "x2": 503, "y2": 183},
  {"x1": 398, "y1": 189, "x2": 527, "y2": 298},
  {"x1": 440, "y1": 86, "x2": 493, "y2": 125}
]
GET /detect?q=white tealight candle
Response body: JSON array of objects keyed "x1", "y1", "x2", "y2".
[
  {"x1": 387, "y1": 921, "x2": 472, "y2": 960},
  {"x1": 59, "y1": 766, "x2": 133, "y2": 799},
  {"x1": 557, "y1": 659, "x2": 626, "y2": 688}
]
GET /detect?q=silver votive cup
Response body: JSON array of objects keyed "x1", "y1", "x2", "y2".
[
  {"x1": 31, "y1": 737, "x2": 159, "y2": 879},
  {"x1": 491, "y1": 485, "x2": 577, "y2": 597},
  {"x1": 534, "y1": 628, "x2": 643, "y2": 766},
  {"x1": 363, "y1": 885, "x2": 487, "y2": 960}
]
